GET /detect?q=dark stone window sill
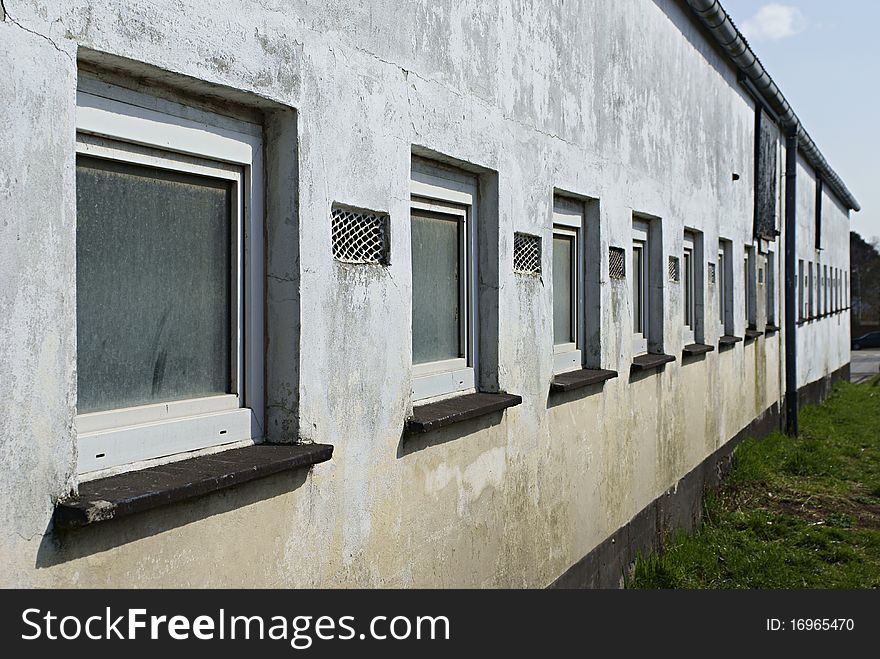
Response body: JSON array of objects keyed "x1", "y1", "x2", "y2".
[
  {"x1": 550, "y1": 368, "x2": 618, "y2": 393},
  {"x1": 682, "y1": 343, "x2": 715, "y2": 357},
  {"x1": 630, "y1": 353, "x2": 675, "y2": 373},
  {"x1": 54, "y1": 443, "x2": 334, "y2": 530},
  {"x1": 718, "y1": 335, "x2": 743, "y2": 348},
  {"x1": 744, "y1": 328, "x2": 763, "y2": 341},
  {"x1": 405, "y1": 392, "x2": 522, "y2": 434},
  {"x1": 765, "y1": 324, "x2": 780, "y2": 334}
]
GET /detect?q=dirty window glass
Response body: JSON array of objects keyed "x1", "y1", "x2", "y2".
[
  {"x1": 684, "y1": 250, "x2": 693, "y2": 329},
  {"x1": 76, "y1": 156, "x2": 233, "y2": 413},
  {"x1": 411, "y1": 212, "x2": 461, "y2": 364},
  {"x1": 553, "y1": 235, "x2": 574, "y2": 345},
  {"x1": 633, "y1": 244, "x2": 643, "y2": 334}
]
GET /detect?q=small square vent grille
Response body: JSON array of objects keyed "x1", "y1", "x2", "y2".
[
  {"x1": 513, "y1": 233, "x2": 541, "y2": 275},
  {"x1": 708, "y1": 262, "x2": 716, "y2": 284},
  {"x1": 609, "y1": 247, "x2": 626, "y2": 280},
  {"x1": 668, "y1": 256, "x2": 680, "y2": 282},
  {"x1": 331, "y1": 206, "x2": 389, "y2": 264}
]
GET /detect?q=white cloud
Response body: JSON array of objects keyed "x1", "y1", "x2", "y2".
[{"x1": 741, "y1": 4, "x2": 807, "y2": 42}]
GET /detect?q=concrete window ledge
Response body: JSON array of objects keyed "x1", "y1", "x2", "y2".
[
  {"x1": 54, "y1": 443, "x2": 333, "y2": 530},
  {"x1": 744, "y1": 328, "x2": 763, "y2": 341},
  {"x1": 682, "y1": 343, "x2": 715, "y2": 358},
  {"x1": 405, "y1": 392, "x2": 522, "y2": 434},
  {"x1": 550, "y1": 368, "x2": 618, "y2": 393},
  {"x1": 764, "y1": 324, "x2": 780, "y2": 335},
  {"x1": 718, "y1": 335, "x2": 743, "y2": 349},
  {"x1": 630, "y1": 353, "x2": 675, "y2": 373}
]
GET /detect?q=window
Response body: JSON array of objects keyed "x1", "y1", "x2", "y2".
[
  {"x1": 744, "y1": 245, "x2": 757, "y2": 329},
  {"x1": 832, "y1": 268, "x2": 836, "y2": 311},
  {"x1": 823, "y1": 265, "x2": 829, "y2": 315},
  {"x1": 798, "y1": 260, "x2": 805, "y2": 320},
  {"x1": 806, "y1": 262, "x2": 818, "y2": 318},
  {"x1": 552, "y1": 198, "x2": 584, "y2": 373},
  {"x1": 632, "y1": 220, "x2": 649, "y2": 355},
  {"x1": 765, "y1": 250, "x2": 776, "y2": 326},
  {"x1": 410, "y1": 161, "x2": 478, "y2": 401},
  {"x1": 75, "y1": 80, "x2": 264, "y2": 476},
  {"x1": 681, "y1": 231, "x2": 702, "y2": 345},
  {"x1": 837, "y1": 269, "x2": 842, "y2": 311},
  {"x1": 806, "y1": 262, "x2": 813, "y2": 319},
  {"x1": 718, "y1": 239, "x2": 733, "y2": 335}
]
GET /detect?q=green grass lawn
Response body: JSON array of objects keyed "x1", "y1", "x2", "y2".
[{"x1": 629, "y1": 377, "x2": 880, "y2": 588}]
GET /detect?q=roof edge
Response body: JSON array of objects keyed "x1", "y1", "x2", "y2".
[{"x1": 684, "y1": 0, "x2": 860, "y2": 212}]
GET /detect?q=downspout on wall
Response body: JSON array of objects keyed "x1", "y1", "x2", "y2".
[{"x1": 784, "y1": 133, "x2": 798, "y2": 436}]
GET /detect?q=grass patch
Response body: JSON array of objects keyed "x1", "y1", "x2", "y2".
[{"x1": 628, "y1": 377, "x2": 880, "y2": 588}]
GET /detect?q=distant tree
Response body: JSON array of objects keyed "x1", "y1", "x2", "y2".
[{"x1": 850, "y1": 231, "x2": 880, "y2": 326}]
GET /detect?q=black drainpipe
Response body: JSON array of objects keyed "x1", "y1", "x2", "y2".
[{"x1": 784, "y1": 131, "x2": 798, "y2": 436}]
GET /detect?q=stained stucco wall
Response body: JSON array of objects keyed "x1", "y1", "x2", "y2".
[
  {"x1": 795, "y1": 155, "x2": 851, "y2": 389},
  {"x1": 0, "y1": 0, "x2": 850, "y2": 587}
]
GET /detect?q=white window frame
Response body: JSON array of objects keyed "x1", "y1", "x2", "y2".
[
  {"x1": 74, "y1": 80, "x2": 264, "y2": 477},
  {"x1": 410, "y1": 165, "x2": 478, "y2": 401},
  {"x1": 717, "y1": 242, "x2": 728, "y2": 335},
  {"x1": 798, "y1": 260, "x2": 805, "y2": 320},
  {"x1": 765, "y1": 249, "x2": 776, "y2": 326},
  {"x1": 683, "y1": 232, "x2": 696, "y2": 345},
  {"x1": 806, "y1": 261, "x2": 813, "y2": 319},
  {"x1": 744, "y1": 245, "x2": 757, "y2": 329},
  {"x1": 552, "y1": 200, "x2": 584, "y2": 373},
  {"x1": 822, "y1": 265, "x2": 828, "y2": 315},
  {"x1": 632, "y1": 220, "x2": 649, "y2": 355},
  {"x1": 836, "y1": 269, "x2": 840, "y2": 311}
]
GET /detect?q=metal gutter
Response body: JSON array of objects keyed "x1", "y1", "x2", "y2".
[{"x1": 685, "y1": 0, "x2": 861, "y2": 212}]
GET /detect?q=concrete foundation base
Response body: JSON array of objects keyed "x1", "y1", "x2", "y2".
[{"x1": 549, "y1": 362, "x2": 851, "y2": 588}]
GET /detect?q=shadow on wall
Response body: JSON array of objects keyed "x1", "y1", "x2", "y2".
[
  {"x1": 35, "y1": 468, "x2": 309, "y2": 570},
  {"x1": 397, "y1": 412, "x2": 505, "y2": 459}
]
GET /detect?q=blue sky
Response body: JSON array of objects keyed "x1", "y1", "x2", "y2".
[{"x1": 721, "y1": 1, "x2": 879, "y2": 241}]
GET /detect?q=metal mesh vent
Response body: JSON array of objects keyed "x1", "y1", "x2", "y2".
[
  {"x1": 668, "y1": 256, "x2": 680, "y2": 282},
  {"x1": 609, "y1": 247, "x2": 625, "y2": 280},
  {"x1": 708, "y1": 262, "x2": 716, "y2": 284},
  {"x1": 513, "y1": 233, "x2": 541, "y2": 275},
  {"x1": 331, "y1": 206, "x2": 389, "y2": 264}
]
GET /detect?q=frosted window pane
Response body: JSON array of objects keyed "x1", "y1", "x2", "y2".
[
  {"x1": 553, "y1": 236, "x2": 573, "y2": 345},
  {"x1": 633, "y1": 246, "x2": 642, "y2": 333},
  {"x1": 411, "y1": 213, "x2": 461, "y2": 364},
  {"x1": 684, "y1": 251, "x2": 692, "y2": 328},
  {"x1": 76, "y1": 156, "x2": 233, "y2": 413}
]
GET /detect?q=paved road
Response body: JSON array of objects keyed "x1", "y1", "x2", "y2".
[{"x1": 851, "y1": 348, "x2": 880, "y2": 384}]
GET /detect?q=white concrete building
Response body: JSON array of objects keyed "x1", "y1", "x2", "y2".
[{"x1": 0, "y1": 0, "x2": 857, "y2": 587}]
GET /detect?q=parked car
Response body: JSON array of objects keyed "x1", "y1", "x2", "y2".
[{"x1": 852, "y1": 332, "x2": 880, "y2": 350}]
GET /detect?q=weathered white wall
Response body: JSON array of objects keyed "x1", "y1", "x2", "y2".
[
  {"x1": 795, "y1": 154, "x2": 851, "y2": 388},
  {"x1": 0, "y1": 0, "x2": 850, "y2": 587}
]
